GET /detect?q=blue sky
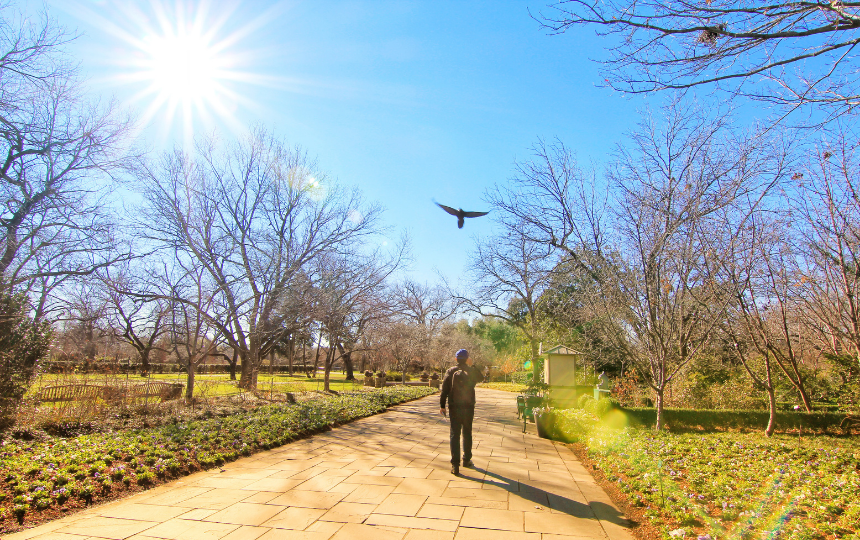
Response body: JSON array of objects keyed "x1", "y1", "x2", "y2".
[{"x1": 30, "y1": 0, "x2": 646, "y2": 286}]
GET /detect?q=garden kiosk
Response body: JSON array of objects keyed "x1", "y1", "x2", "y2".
[{"x1": 542, "y1": 344, "x2": 588, "y2": 409}]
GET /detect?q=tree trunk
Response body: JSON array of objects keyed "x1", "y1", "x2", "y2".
[
  {"x1": 313, "y1": 332, "x2": 321, "y2": 378},
  {"x1": 140, "y1": 349, "x2": 151, "y2": 378},
  {"x1": 654, "y1": 387, "x2": 665, "y2": 431},
  {"x1": 229, "y1": 349, "x2": 238, "y2": 380},
  {"x1": 185, "y1": 359, "x2": 196, "y2": 402},
  {"x1": 302, "y1": 340, "x2": 309, "y2": 377},
  {"x1": 288, "y1": 339, "x2": 294, "y2": 376},
  {"x1": 336, "y1": 342, "x2": 355, "y2": 380},
  {"x1": 240, "y1": 347, "x2": 258, "y2": 390},
  {"x1": 530, "y1": 339, "x2": 541, "y2": 382},
  {"x1": 323, "y1": 335, "x2": 335, "y2": 393}
]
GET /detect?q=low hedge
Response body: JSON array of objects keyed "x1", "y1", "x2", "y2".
[
  {"x1": 621, "y1": 407, "x2": 852, "y2": 433},
  {"x1": 0, "y1": 386, "x2": 437, "y2": 532}
]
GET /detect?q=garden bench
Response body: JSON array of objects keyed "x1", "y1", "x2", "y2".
[
  {"x1": 128, "y1": 381, "x2": 184, "y2": 402},
  {"x1": 35, "y1": 384, "x2": 105, "y2": 404}
]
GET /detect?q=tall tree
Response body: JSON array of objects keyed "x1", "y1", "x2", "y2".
[
  {"x1": 137, "y1": 129, "x2": 383, "y2": 390},
  {"x1": 0, "y1": 6, "x2": 133, "y2": 295},
  {"x1": 461, "y1": 223, "x2": 557, "y2": 380}
]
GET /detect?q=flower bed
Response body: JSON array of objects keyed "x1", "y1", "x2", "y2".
[
  {"x1": 554, "y1": 408, "x2": 860, "y2": 540},
  {"x1": 0, "y1": 386, "x2": 436, "y2": 533}
]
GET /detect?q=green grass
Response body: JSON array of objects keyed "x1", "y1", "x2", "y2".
[
  {"x1": 27, "y1": 373, "x2": 363, "y2": 397},
  {"x1": 478, "y1": 382, "x2": 528, "y2": 393},
  {"x1": 551, "y1": 408, "x2": 860, "y2": 539}
]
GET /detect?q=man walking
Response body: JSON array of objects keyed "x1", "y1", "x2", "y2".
[{"x1": 439, "y1": 348, "x2": 483, "y2": 476}]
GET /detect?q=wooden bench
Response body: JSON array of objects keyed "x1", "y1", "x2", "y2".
[
  {"x1": 35, "y1": 384, "x2": 105, "y2": 404},
  {"x1": 129, "y1": 381, "x2": 184, "y2": 402},
  {"x1": 35, "y1": 382, "x2": 184, "y2": 406}
]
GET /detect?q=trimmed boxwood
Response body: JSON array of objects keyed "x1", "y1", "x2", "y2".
[{"x1": 620, "y1": 407, "x2": 852, "y2": 433}]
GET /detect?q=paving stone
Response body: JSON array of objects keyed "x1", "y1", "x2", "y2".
[
  {"x1": 392, "y1": 478, "x2": 449, "y2": 497},
  {"x1": 320, "y1": 501, "x2": 378, "y2": 523},
  {"x1": 385, "y1": 467, "x2": 433, "y2": 479},
  {"x1": 294, "y1": 474, "x2": 346, "y2": 492},
  {"x1": 343, "y1": 483, "x2": 396, "y2": 504},
  {"x1": 265, "y1": 490, "x2": 345, "y2": 508},
  {"x1": 460, "y1": 507, "x2": 525, "y2": 531},
  {"x1": 330, "y1": 523, "x2": 407, "y2": 540},
  {"x1": 523, "y1": 512, "x2": 607, "y2": 536},
  {"x1": 137, "y1": 486, "x2": 213, "y2": 507},
  {"x1": 453, "y1": 528, "x2": 541, "y2": 540},
  {"x1": 373, "y1": 493, "x2": 428, "y2": 516},
  {"x1": 440, "y1": 487, "x2": 508, "y2": 501},
  {"x1": 365, "y1": 514, "x2": 458, "y2": 531},
  {"x1": 257, "y1": 529, "x2": 335, "y2": 540},
  {"x1": 220, "y1": 525, "x2": 272, "y2": 540},
  {"x1": 203, "y1": 502, "x2": 286, "y2": 526},
  {"x1": 403, "y1": 530, "x2": 455, "y2": 540},
  {"x1": 415, "y1": 503, "x2": 464, "y2": 520},
  {"x1": 176, "y1": 508, "x2": 217, "y2": 520},
  {"x1": 242, "y1": 478, "x2": 303, "y2": 492},
  {"x1": 98, "y1": 502, "x2": 190, "y2": 522},
  {"x1": 261, "y1": 506, "x2": 326, "y2": 529},
  {"x1": 54, "y1": 517, "x2": 159, "y2": 539}
]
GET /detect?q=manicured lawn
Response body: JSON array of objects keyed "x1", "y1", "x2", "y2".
[
  {"x1": 27, "y1": 372, "x2": 363, "y2": 397},
  {"x1": 554, "y1": 409, "x2": 860, "y2": 540},
  {"x1": 0, "y1": 386, "x2": 437, "y2": 533},
  {"x1": 478, "y1": 382, "x2": 528, "y2": 393}
]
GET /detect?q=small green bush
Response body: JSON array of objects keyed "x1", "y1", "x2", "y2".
[
  {"x1": 593, "y1": 397, "x2": 619, "y2": 418},
  {"x1": 577, "y1": 393, "x2": 595, "y2": 409}
]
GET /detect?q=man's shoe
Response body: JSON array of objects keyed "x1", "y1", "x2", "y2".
[
  {"x1": 451, "y1": 465, "x2": 459, "y2": 476},
  {"x1": 462, "y1": 460, "x2": 475, "y2": 468}
]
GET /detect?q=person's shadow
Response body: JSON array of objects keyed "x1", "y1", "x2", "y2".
[{"x1": 455, "y1": 466, "x2": 630, "y2": 527}]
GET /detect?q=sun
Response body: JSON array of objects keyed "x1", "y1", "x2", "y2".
[
  {"x1": 142, "y1": 30, "x2": 221, "y2": 104},
  {"x1": 71, "y1": 1, "x2": 285, "y2": 147}
]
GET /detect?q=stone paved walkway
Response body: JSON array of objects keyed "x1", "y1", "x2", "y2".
[{"x1": 5, "y1": 388, "x2": 634, "y2": 540}]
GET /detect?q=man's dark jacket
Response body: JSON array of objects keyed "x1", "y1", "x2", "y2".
[{"x1": 440, "y1": 364, "x2": 483, "y2": 408}]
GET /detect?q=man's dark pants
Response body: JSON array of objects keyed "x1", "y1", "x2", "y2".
[{"x1": 449, "y1": 405, "x2": 474, "y2": 465}]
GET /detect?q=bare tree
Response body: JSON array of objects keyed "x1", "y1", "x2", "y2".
[
  {"x1": 795, "y1": 131, "x2": 860, "y2": 366},
  {"x1": 460, "y1": 223, "x2": 557, "y2": 380},
  {"x1": 166, "y1": 264, "x2": 223, "y2": 402},
  {"x1": 313, "y1": 243, "x2": 404, "y2": 391},
  {"x1": 393, "y1": 280, "x2": 461, "y2": 370},
  {"x1": 136, "y1": 129, "x2": 384, "y2": 390},
  {"x1": 607, "y1": 104, "x2": 793, "y2": 429},
  {"x1": 100, "y1": 263, "x2": 170, "y2": 377},
  {"x1": 0, "y1": 35, "x2": 133, "y2": 295},
  {"x1": 537, "y1": 1, "x2": 860, "y2": 122}
]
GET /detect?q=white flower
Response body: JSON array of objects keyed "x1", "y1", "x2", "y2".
[{"x1": 669, "y1": 529, "x2": 686, "y2": 538}]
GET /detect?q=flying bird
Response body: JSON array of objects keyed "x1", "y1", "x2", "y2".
[{"x1": 435, "y1": 202, "x2": 489, "y2": 229}]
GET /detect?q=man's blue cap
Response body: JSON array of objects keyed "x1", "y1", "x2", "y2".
[{"x1": 455, "y1": 349, "x2": 469, "y2": 361}]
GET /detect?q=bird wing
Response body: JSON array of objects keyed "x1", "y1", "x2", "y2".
[
  {"x1": 462, "y1": 210, "x2": 490, "y2": 218},
  {"x1": 435, "y1": 202, "x2": 460, "y2": 216}
]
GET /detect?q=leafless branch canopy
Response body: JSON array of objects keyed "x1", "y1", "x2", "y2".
[{"x1": 538, "y1": 1, "x2": 860, "y2": 120}]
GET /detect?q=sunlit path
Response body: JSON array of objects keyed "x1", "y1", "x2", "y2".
[{"x1": 6, "y1": 389, "x2": 634, "y2": 540}]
